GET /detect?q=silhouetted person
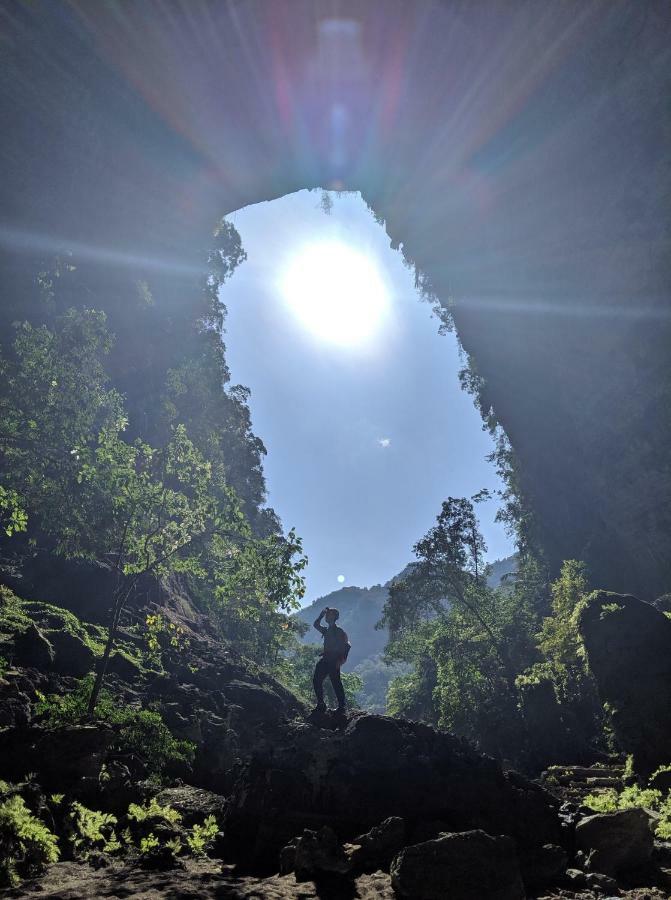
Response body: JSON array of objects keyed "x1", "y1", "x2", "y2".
[{"x1": 312, "y1": 606, "x2": 350, "y2": 713}]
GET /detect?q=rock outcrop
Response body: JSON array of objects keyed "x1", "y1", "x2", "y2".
[
  {"x1": 575, "y1": 807, "x2": 654, "y2": 876},
  {"x1": 577, "y1": 590, "x2": 671, "y2": 775},
  {"x1": 222, "y1": 710, "x2": 563, "y2": 883},
  {"x1": 389, "y1": 830, "x2": 525, "y2": 900}
]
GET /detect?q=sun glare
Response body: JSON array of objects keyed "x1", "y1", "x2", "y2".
[{"x1": 280, "y1": 241, "x2": 389, "y2": 346}]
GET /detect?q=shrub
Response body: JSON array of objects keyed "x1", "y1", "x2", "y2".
[
  {"x1": 35, "y1": 675, "x2": 194, "y2": 778},
  {"x1": 0, "y1": 794, "x2": 59, "y2": 886}
]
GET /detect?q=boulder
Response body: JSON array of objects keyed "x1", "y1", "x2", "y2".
[
  {"x1": 107, "y1": 651, "x2": 141, "y2": 680},
  {"x1": 49, "y1": 629, "x2": 96, "y2": 677},
  {"x1": 565, "y1": 867, "x2": 620, "y2": 893},
  {"x1": 346, "y1": 816, "x2": 406, "y2": 873},
  {"x1": 223, "y1": 712, "x2": 562, "y2": 878},
  {"x1": 650, "y1": 767, "x2": 671, "y2": 794},
  {"x1": 577, "y1": 590, "x2": 671, "y2": 776},
  {"x1": 153, "y1": 785, "x2": 227, "y2": 827},
  {"x1": 0, "y1": 723, "x2": 113, "y2": 789},
  {"x1": 292, "y1": 826, "x2": 351, "y2": 881},
  {"x1": 390, "y1": 830, "x2": 525, "y2": 900},
  {"x1": 575, "y1": 807, "x2": 654, "y2": 876},
  {"x1": 522, "y1": 842, "x2": 569, "y2": 889},
  {"x1": 12, "y1": 624, "x2": 54, "y2": 669}
]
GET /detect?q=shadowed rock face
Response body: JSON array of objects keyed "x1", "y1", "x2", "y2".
[
  {"x1": 223, "y1": 711, "x2": 563, "y2": 879},
  {"x1": 390, "y1": 829, "x2": 525, "y2": 900},
  {"x1": 1, "y1": 1, "x2": 669, "y2": 599},
  {"x1": 578, "y1": 590, "x2": 671, "y2": 776}
]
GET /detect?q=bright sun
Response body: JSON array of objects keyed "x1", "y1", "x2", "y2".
[{"x1": 280, "y1": 240, "x2": 389, "y2": 346}]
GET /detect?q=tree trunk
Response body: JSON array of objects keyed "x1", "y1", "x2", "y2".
[{"x1": 87, "y1": 581, "x2": 128, "y2": 716}]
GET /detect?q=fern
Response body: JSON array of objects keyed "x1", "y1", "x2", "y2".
[
  {"x1": 0, "y1": 795, "x2": 59, "y2": 886},
  {"x1": 186, "y1": 815, "x2": 218, "y2": 856},
  {"x1": 139, "y1": 833, "x2": 159, "y2": 854},
  {"x1": 127, "y1": 797, "x2": 181, "y2": 827},
  {"x1": 69, "y1": 801, "x2": 119, "y2": 857}
]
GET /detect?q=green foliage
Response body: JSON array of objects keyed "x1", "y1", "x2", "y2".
[
  {"x1": 68, "y1": 801, "x2": 120, "y2": 857},
  {"x1": 0, "y1": 303, "x2": 308, "y2": 707},
  {"x1": 583, "y1": 789, "x2": 619, "y2": 813},
  {"x1": 186, "y1": 815, "x2": 218, "y2": 856},
  {"x1": 0, "y1": 586, "x2": 106, "y2": 661},
  {"x1": 381, "y1": 496, "x2": 540, "y2": 757},
  {"x1": 584, "y1": 782, "x2": 671, "y2": 839},
  {"x1": 127, "y1": 798, "x2": 182, "y2": 827},
  {"x1": 0, "y1": 794, "x2": 59, "y2": 886},
  {"x1": 599, "y1": 601, "x2": 624, "y2": 619},
  {"x1": 380, "y1": 497, "x2": 608, "y2": 762},
  {"x1": 0, "y1": 226, "x2": 308, "y2": 683},
  {"x1": 143, "y1": 613, "x2": 189, "y2": 667},
  {"x1": 36, "y1": 675, "x2": 194, "y2": 777},
  {"x1": 0, "y1": 486, "x2": 27, "y2": 537},
  {"x1": 139, "y1": 833, "x2": 159, "y2": 854}
]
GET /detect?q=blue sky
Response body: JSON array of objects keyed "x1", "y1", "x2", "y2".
[{"x1": 222, "y1": 190, "x2": 513, "y2": 604}]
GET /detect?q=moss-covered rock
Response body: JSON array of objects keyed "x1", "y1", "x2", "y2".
[{"x1": 0, "y1": 586, "x2": 148, "y2": 679}]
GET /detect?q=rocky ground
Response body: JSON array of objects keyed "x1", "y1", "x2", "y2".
[{"x1": 2, "y1": 588, "x2": 671, "y2": 898}]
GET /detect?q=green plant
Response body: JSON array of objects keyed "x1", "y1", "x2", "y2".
[
  {"x1": 0, "y1": 655, "x2": 7, "y2": 677},
  {"x1": 68, "y1": 801, "x2": 120, "y2": 857},
  {"x1": 144, "y1": 613, "x2": 189, "y2": 661},
  {"x1": 127, "y1": 798, "x2": 182, "y2": 827},
  {"x1": 0, "y1": 794, "x2": 59, "y2": 886},
  {"x1": 139, "y1": 833, "x2": 159, "y2": 854},
  {"x1": 624, "y1": 755, "x2": 635, "y2": 780},
  {"x1": 599, "y1": 602, "x2": 624, "y2": 619},
  {"x1": 186, "y1": 815, "x2": 218, "y2": 856},
  {"x1": 618, "y1": 785, "x2": 662, "y2": 810},
  {"x1": 36, "y1": 675, "x2": 194, "y2": 778},
  {"x1": 584, "y1": 783, "x2": 671, "y2": 839}
]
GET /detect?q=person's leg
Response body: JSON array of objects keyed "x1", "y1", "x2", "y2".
[
  {"x1": 313, "y1": 657, "x2": 328, "y2": 708},
  {"x1": 328, "y1": 660, "x2": 346, "y2": 709}
]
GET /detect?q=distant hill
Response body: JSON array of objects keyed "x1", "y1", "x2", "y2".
[{"x1": 296, "y1": 554, "x2": 517, "y2": 711}]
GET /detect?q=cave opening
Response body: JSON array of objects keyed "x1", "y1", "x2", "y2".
[{"x1": 220, "y1": 188, "x2": 514, "y2": 603}]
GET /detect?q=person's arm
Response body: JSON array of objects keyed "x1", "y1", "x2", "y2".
[{"x1": 313, "y1": 608, "x2": 327, "y2": 634}]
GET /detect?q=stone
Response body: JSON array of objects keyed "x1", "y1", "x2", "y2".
[
  {"x1": 12, "y1": 624, "x2": 54, "y2": 670},
  {"x1": 223, "y1": 712, "x2": 562, "y2": 875},
  {"x1": 49, "y1": 629, "x2": 96, "y2": 677},
  {"x1": 292, "y1": 826, "x2": 351, "y2": 881},
  {"x1": 153, "y1": 785, "x2": 227, "y2": 827},
  {"x1": 577, "y1": 591, "x2": 671, "y2": 776},
  {"x1": 390, "y1": 829, "x2": 525, "y2": 900},
  {"x1": 575, "y1": 807, "x2": 654, "y2": 876},
  {"x1": 97, "y1": 760, "x2": 136, "y2": 815},
  {"x1": 650, "y1": 767, "x2": 671, "y2": 794},
  {"x1": 222, "y1": 680, "x2": 288, "y2": 723},
  {"x1": 522, "y1": 842, "x2": 569, "y2": 889},
  {"x1": 346, "y1": 816, "x2": 406, "y2": 873},
  {"x1": 107, "y1": 651, "x2": 141, "y2": 681},
  {"x1": 0, "y1": 723, "x2": 114, "y2": 789}
]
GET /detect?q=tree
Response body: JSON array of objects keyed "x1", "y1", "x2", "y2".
[
  {"x1": 381, "y1": 496, "x2": 539, "y2": 758},
  {"x1": 0, "y1": 309, "x2": 307, "y2": 711}
]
